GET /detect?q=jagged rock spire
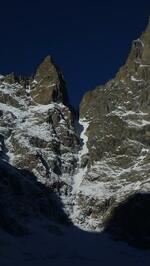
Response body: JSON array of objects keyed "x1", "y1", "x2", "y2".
[
  {"x1": 35, "y1": 55, "x2": 58, "y2": 81},
  {"x1": 0, "y1": 55, "x2": 69, "y2": 106},
  {"x1": 117, "y1": 17, "x2": 150, "y2": 80},
  {"x1": 30, "y1": 55, "x2": 69, "y2": 105}
]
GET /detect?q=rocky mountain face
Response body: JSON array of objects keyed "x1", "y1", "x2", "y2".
[
  {"x1": 0, "y1": 56, "x2": 79, "y2": 218},
  {"x1": 74, "y1": 19, "x2": 150, "y2": 231},
  {"x1": 0, "y1": 19, "x2": 150, "y2": 246}
]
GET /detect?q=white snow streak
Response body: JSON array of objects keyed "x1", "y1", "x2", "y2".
[
  {"x1": 72, "y1": 119, "x2": 89, "y2": 193},
  {"x1": 131, "y1": 76, "x2": 143, "y2": 82}
]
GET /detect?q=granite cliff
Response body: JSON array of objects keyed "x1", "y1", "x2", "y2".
[{"x1": 74, "y1": 18, "x2": 150, "y2": 230}]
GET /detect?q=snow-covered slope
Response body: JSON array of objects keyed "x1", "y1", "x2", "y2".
[{"x1": 0, "y1": 221, "x2": 150, "y2": 266}]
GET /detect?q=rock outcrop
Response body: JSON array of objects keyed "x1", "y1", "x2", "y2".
[
  {"x1": 73, "y1": 18, "x2": 150, "y2": 230},
  {"x1": 30, "y1": 55, "x2": 69, "y2": 105}
]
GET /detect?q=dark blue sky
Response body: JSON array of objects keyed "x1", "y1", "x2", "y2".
[{"x1": 0, "y1": 0, "x2": 149, "y2": 108}]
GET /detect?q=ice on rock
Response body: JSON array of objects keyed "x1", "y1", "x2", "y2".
[
  {"x1": 72, "y1": 119, "x2": 89, "y2": 193},
  {"x1": 0, "y1": 74, "x2": 4, "y2": 80},
  {"x1": 131, "y1": 76, "x2": 143, "y2": 82}
]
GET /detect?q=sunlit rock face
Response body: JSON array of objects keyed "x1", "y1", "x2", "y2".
[
  {"x1": 73, "y1": 19, "x2": 150, "y2": 230},
  {"x1": 30, "y1": 55, "x2": 69, "y2": 105}
]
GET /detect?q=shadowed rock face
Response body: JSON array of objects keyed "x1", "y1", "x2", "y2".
[
  {"x1": 0, "y1": 159, "x2": 71, "y2": 236},
  {"x1": 105, "y1": 193, "x2": 150, "y2": 249}
]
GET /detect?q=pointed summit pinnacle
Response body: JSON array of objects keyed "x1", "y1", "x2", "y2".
[
  {"x1": 35, "y1": 55, "x2": 57, "y2": 81},
  {"x1": 39, "y1": 55, "x2": 54, "y2": 67},
  {"x1": 142, "y1": 16, "x2": 150, "y2": 35},
  {"x1": 30, "y1": 55, "x2": 68, "y2": 105}
]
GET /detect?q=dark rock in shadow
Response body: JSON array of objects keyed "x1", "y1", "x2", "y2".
[
  {"x1": 1, "y1": 155, "x2": 150, "y2": 266},
  {"x1": 0, "y1": 158, "x2": 150, "y2": 266},
  {"x1": 1, "y1": 155, "x2": 150, "y2": 251},
  {"x1": 0, "y1": 134, "x2": 9, "y2": 162},
  {"x1": 105, "y1": 192, "x2": 150, "y2": 249},
  {"x1": 0, "y1": 158, "x2": 71, "y2": 236}
]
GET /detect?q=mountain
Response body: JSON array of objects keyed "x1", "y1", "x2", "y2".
[
  {"x1": 74, "y1": 17, "x2": 150, "y2": 231},
  {"x1": 0, "y1": 18, "x2": 150, "y2": 265}
]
